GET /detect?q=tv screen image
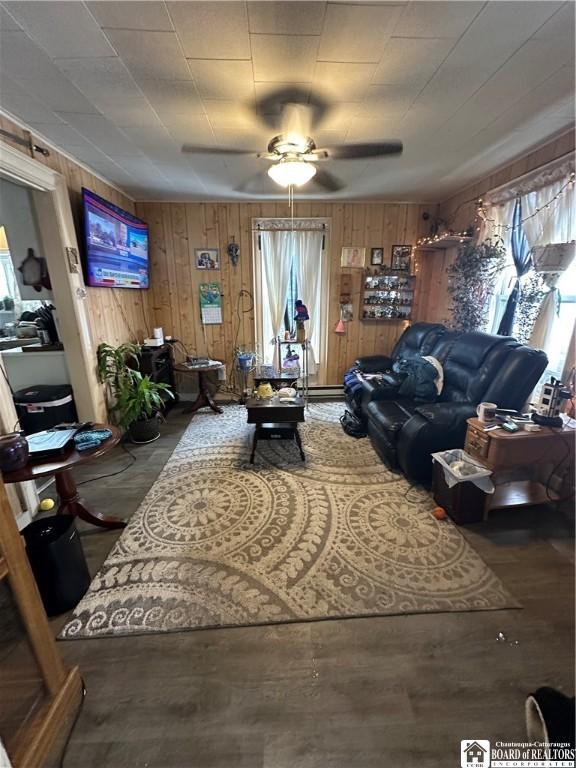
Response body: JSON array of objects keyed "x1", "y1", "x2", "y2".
[{"x1": 82, "y1": 188, "x2": 149, "y2": 289}]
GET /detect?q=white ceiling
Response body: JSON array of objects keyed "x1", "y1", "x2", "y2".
[{"x1": 0, "y1": 1, "x2": 573, "y2": 201}]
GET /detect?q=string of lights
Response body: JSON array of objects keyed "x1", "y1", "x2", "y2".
[
  {"x1": 477, "y1": 171, "x2": 575, "y2": 233},
  {"x1": 416, "y1": 171, "x2": 575, "y2": 247}
]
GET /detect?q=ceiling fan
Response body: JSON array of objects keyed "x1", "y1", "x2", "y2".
[{"x1": 181, "y1": 100, "x2": 403, "y2": 193}]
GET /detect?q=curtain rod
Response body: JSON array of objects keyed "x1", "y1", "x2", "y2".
[{"x1": 252, "y1": 225, "x2": 327, "y2": 232}]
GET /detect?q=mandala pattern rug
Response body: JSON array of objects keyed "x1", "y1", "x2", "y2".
[{"x1": 61, "y1": 403, "x2": 518, "y2": 639}]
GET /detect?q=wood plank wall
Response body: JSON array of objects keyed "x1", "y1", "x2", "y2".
[
  {"x1": 412, "y1": 130, "x2": 575, "y2": 329},
  {"x1": 0, "y1": 113, "x2": 150, "y2": 349},
  {"x1": 135, "y1": 201, "x2": 433, "y2": 384}
]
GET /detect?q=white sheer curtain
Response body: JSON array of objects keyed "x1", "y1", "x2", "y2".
[
  {"x1": 294, "y1": 230, "x2": 324, "y2": 376},
  {"x1": 484, "y1": 198, "x2": 517, "y2": 333},
  {"x1": 525, "y1": 178, "x2": 575, "y2": 350},
  {"x1": 261, "y1": 230, "x2": 293, "y2": 337},
  {"x1": 255, "y1": 230, "x2": 293, "y2": 365}
]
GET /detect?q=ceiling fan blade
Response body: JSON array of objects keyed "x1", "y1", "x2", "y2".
[
  {"x1": 182, "y1": 144, "x2": 256, "y2": 156},
  {"x1": 312, "y1": 168, "x2": 344, "y2": 192},
  {"x1": 319, "y1": 141, "x2": 403, "y2": 160}
]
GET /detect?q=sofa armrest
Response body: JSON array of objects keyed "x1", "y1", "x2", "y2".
[
  {"x1": 396, "y1": 402, "x2": 476, "y2": 486},
  {"x1": 413, "y1": 402, "x2": 477, "y2": 430},
  {"x1": 355, "y1": 354, "x2": 393, "y2": 373}
]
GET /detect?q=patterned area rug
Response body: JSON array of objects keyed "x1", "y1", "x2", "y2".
[{"x1": 61, "y1": 403, "x2": 518, "y2": 639}]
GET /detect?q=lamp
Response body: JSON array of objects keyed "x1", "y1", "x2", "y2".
[{"x1": 267, "y1": 158, "x2": 316, "y2": 188}]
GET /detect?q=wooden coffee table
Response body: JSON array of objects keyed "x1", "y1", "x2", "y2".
[{"x1": 246, "y1": 397, "x2": 305, "y2": 463}]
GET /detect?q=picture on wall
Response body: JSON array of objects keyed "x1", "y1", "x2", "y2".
[
  {"x1": 391, "y1": 245, "x2": 412, "y2": 272},
  {"x1": 195, "y1": 248, "x2": 220, "y2": 269},
  {"x1": 370, "y1": 247, "x2": 384, "y2": 266},
  {"x1": 341, "y1": 247, "x2": 365, "y2": 268}
]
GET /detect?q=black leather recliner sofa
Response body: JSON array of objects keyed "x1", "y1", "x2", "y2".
[{"x1": 343, "y1": 323, "x2": 548, "y2": 486}]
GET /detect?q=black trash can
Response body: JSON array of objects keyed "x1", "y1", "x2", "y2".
[
  {"x1": 22, "y1": 515, "x2": 90, "y2": 616},
  {"x1": 13, "y1": 384, "x2": 77, "y2": 435}
]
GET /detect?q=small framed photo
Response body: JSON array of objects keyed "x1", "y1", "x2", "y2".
[
  {"x1": 195, "y1": 248, "x2": 220, "y2": 270},
  {"x1": 370, "y1": 247, "x2": 384, "y2": 266},
  {"x1": 341, "y1": 247, "x2": 365, "y2": 268},
  {"x1": 391, "y1": 245, "x2": 412, "y2": 271}
]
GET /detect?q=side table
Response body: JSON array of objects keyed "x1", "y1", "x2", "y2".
[
  {"x1": 174, "y1": 362, "x2": 224, "y2": 416},
  {"x1": 460, "y1": 417, "x2": 575, "y2": 520}
]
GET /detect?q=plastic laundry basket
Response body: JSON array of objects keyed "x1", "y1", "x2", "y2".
[{"x1": 22, "y1": 515, "x2": 90, "y2": 616}]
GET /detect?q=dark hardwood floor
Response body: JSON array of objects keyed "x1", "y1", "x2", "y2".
[{"x1": 4, "y1": 405, "x2": 575, "y2": 768}]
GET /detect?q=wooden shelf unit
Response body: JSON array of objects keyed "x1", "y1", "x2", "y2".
[
  {"x1": 361, "y1": 268, "x2": 415, "y2": 321},
  {"x1": 0, "y1": 478, "x2": 83, "y2": 767}
]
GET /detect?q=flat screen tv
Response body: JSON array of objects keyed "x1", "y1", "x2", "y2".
[{"x1": 82, "y1": 187, "x2": 149, "y2": 289}]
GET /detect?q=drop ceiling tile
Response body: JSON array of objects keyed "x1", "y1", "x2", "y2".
[
  {"x1": 28, "y1": 122, "x2": 91, "y2": 147},
  {"x1": 247, "y1": 2, "x2": 326, "y2": 35},
  {"x1": 161, "y1": 113, "x2": 214, "y2": 145},
  {"x1": 0, "y1": 30, "x2": 59, "y2": 79},
  {"x1": 318, "y1": 3, "x2": 403, "y2": 63},
  {"x1": 313, "y1": 62, "x2": 376, "y2": 102},
  {"x1": 0, "y1": 5, "x2": 22, "y2": 29},
  {"x1": 316, "y1": 102, "x2": 358, "y2": 131},
  {"x1": 16, "y1": 74, "x2": 100, "y2": 114},
  {"x1": 87, "y1": 2, "x2": 173, "y2": 31},
  {"x1": 137, "y1": 78, "x2": 204, "y2": 116},
  {"x1": 251, "y1": 34, "x2": 318, "y2": 82},
  {"x1": 440, "y1": 2, "x2": 564, "y2": 77},
  {"x1": 373, "y1": 37, "x2": 452, "y2": 86},
  {"x1": 118, "y1": 122, "x2": 173, "y2": 148},
  {"x1": 345, "y1": 116, "x2": 403, "y2": 142},
  {"x1": 393, "y1": 2, "x2": 483, "y2": 38},
  {"x1": 104, "y1": 29, "x2": 191, "y2": 80},
  {"x1": 202, "y1": 100, "x2": 258, "y2": 123},
  {"x1": 91, "y1": 97, "x2": 162, "y2": 129},
  {"x1": 356, "y1": 84, "x2": 420, "y2": 119},
  {"x1": 4, "y1": 1, "x2": 116, "y2": 57},
  {"x1": 0, "y1": 75, "x2": 64, "y2": 124},
  {"x1": 187, "y1": 59, "x2": 255, "y2": 99},
  {"x1": 254, "y1": 82, "x2": 310, "y2": 110},
  {"x1": 54, "y1": 57, "x2": 143, "y2": 103},
  {"x1": 168, "y1": 2, "x2": 250, "y2": 59},
  {"x1": 532, "y1": 2, "x2": 575, "y2": 43},
  {"x1": 56, "y1": 113, "x2": 143, "y2": 156}
]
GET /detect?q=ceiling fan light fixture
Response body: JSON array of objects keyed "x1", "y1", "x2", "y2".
[{"x1": 267, "y1": 159, "x2": 317, "y2": 188}]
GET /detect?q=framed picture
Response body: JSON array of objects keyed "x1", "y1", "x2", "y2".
[
  {"x1": 195, "y1": 248, "x2": 220, "y2": 270},
  {"x1": 370, "y1": 247, "x2": 384, "y2": 266},
  {"x1": 391, "y1": 244, "x2": 412, "y2": 271},
  {"x1": 341, "y1": 247, "x2": 365, "y2": 268}
]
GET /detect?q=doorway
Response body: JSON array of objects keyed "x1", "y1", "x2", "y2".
[{"x1": 252, "y1": 219, "x2": 330, "y2": 385}]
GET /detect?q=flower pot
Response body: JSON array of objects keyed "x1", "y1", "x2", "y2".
[{"x1": 128, "y1": 415, "x2": 160, "y2": 444}]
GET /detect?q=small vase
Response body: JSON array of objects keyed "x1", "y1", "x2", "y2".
[{"x1": 0, "y1": 433, "x2": 29, "y2": 472}]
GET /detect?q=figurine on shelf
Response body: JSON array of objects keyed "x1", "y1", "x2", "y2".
[
  {"x1": 294, "y1": 299, "x2": 309, "y2": 321},
  {"x1": 294, "y1": 299, "x2": 309, "y2": 343}
]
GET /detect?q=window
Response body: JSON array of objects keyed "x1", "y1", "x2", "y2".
[{"x1": 252, "y1": 220, "x2": 329, "y2": 382}]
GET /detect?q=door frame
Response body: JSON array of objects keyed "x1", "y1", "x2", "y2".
[{"x1": 0, "y1": 143, "x2": 106, "y2": 523}]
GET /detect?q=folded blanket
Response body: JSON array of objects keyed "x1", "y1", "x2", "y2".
[{"x1": 74, "y1": 428, "x2": 113, "y2": 452}]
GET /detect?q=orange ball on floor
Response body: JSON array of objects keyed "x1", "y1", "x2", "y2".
[{"x1": 432, "y1": 506, "x2": 447, "y2": 520}]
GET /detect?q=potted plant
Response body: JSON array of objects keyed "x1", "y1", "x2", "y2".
[
  {"x1": 446, "y1": 239, "x2": 507, "y2": 331},
  {"x1": 97, "y1": 342, "x2": 173, "y2": 443}
]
